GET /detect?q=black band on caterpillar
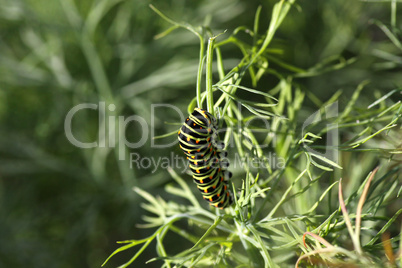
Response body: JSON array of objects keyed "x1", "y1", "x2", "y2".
[{"x1": 178, "y1": 108, "x2": 233, "y2": 209}]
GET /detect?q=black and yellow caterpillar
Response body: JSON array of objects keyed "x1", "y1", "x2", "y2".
[{"x1": 178, "y1": 108, "x2": 233, "y2": 208}]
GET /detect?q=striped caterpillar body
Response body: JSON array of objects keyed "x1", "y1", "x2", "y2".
[{"x1": 178, "y1": 108, "x2": 233, "y2": 208}]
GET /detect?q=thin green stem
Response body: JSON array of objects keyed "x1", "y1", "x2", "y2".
[
  {"x1": 206, "y1": 36, "x2": 215, "y2": 115},
  {"x1": 391, "y1": 0, "x2": 396, "y2": 28},
  {"x1": 197, "y1": 35, "x2": 205, "y2": 108},
  {"x1": 252, "y1": 6, "x2": 262, "y2": 53},
  {"x1": 267, "y1": 169, "x2": 307, "y2": 218},
  {"x1": 249, "y1": 0, "x2": 295, "y2": 67}
]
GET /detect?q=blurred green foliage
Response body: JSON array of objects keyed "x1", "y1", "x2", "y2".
[{"x1": 0, "y1": 0, "x2": 401, "y2": 267}]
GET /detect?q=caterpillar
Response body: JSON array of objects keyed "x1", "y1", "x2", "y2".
[{"x1": 178, "y1": 108, "x2": 233, "y2": 208}]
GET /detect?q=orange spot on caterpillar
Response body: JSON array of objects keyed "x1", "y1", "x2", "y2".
[
  {"x1": 193, "y1": 123, "x2": 196, "y2": 126},
  {"x1": 196, "y1": 170, "x2": 200, "y2": 174},
  {"x1": 217, "y1": 193, "x2": 220, "y2": 197},
  {"x1": 196, "y1": 140, "x2": 199, "y2": 144},
  {"x1": 204, "y1": 189, "x2": 208, "y2": 193},
  {"x1": 187, "y1": 137, "x2": 190, "y2": 142},
  {"x1": 200, "y1": 180, "x2": 204, "y2": 183},
  {"x1": 209, "y1": 197, "x2": 213, "y2": 201},
  {"x1": 178, "y1": 130, "x2": 180, "y2": 134}
]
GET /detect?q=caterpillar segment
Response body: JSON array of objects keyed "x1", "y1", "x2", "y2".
[{"x1": 178, "y1": 108, "x2": 233, "y2": 209}]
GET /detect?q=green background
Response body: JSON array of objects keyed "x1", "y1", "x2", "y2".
[{"x1": 0, "y1": 0, "x2": 400, "y2": 267}]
